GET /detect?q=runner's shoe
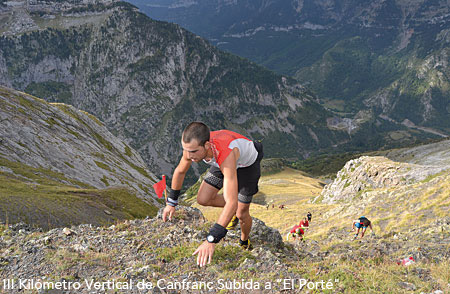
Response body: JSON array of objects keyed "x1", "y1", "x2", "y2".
[
  {"x1": 239, "y1": 239, "x2": 253, "y2": 251},
  {"x1": 226, "y1": 216, "x2": 239, "y2": 230}
]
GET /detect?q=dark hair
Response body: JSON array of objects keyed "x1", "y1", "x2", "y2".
[{"x1": 182, "y1": 122, "x2": 210, "y2": 146}]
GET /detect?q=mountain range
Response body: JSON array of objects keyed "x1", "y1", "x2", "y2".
[
  {"x1": 129, "y1": 0, "x2": 450, "y2": 138},
  {"x1": 0, "y1": 0, "x2": 339, "y2": 179}
]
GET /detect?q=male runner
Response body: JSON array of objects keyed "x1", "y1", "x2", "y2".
[
  {"x1": 299, "y1": 217, "x2": 309, "y2": 229},
  {"x1": 287, "y1": 224, "x2": 304, "y2": 242},
  {"x1": 162, "y1": 122, "x2": 263, "y2": 267},
  {"x1": 352, "y1": 216, "x2": 373, "y2": 238}
]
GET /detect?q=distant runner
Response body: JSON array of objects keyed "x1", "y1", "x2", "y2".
[
  {"x1": 287, "y1": 225, "x2": 304, "y2": 242},
  {"x1": 299, "y1": 217, "x2": 309, "y2": 230},
  {"x1": 162, "y1": 122, "x2": 263, "y2": 267},
  {"x1": 307, "y1": 212, "x2": 312, "y2": 222},
  {"x1": 352, "y1": 216, "x2": 373, "y2": 238}
]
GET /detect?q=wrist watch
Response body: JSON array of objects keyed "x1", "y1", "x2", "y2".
[{"x1": 207, "y1": 235, "x2": 215, "y2": 243}]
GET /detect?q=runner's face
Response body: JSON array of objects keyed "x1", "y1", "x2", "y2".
[{"x1": 182, "y1": 139, "x2": 208, "y2": 162}]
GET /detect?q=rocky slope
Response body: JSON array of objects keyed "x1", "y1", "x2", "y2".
[
  {"x1": 0, "y1": 0, "x2": 353, "y2": 179},
  {"x1": 131, "y1": 0, "x2": 450, "y2": 136},
  {"x1": 0, "y1": 207, "x2": 448, "y2": 293},
  {"x1": 0, "y1": 86, "x2": 161, "y2": 228},
  {"x1": 319, "y1": 155, "x2": 448, "y2": 204},
  {"x1": 316, "y1": 139, "x2": 450, "y2": 237},
  {"x1": 319, "y1": 139, "x2": 450, "y2": 204}
]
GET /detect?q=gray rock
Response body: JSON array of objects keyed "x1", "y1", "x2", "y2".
[
  {"x1": 398, "y1": 281, "x2": 416, "y2": 291},
  {"x1": 318, "y1": 155, "x2": 449, "y2": 204},
  {"x1": 0, "y1": 88, "x2": 160, "y2": 205}
]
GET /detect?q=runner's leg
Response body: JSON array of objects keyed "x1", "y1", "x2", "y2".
[
  {"x1": 361, "y1": 227, "x2": 367, "y2": 238},
  {"x1": 236, "y1": 202, "x2": 252, "y2": 241},
  {"x1": 197, "y1": 181, "x2": 225, "y2": 207}
]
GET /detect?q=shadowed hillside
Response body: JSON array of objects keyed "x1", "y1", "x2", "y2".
[{"x1": 0, "y1": 86, "x2": 161, "y2": 229}]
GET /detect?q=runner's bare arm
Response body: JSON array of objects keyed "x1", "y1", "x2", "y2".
[
  {"x1": 192, "y1": 148, "x2": 239, "y2": 267},
  {"x1": 162, "y1": 151, "x2": 191, "y2": 222},
  {"x1": 172, "y1": 150, "x2": 192, "y2": 189}
]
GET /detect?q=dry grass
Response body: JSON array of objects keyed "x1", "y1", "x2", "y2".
[
  {"x1": 193, "y1": 167, "x2": 450, "y2": 241},
  {"x1": 193, "y1": 168, "x2": 331, "y2": 237},
  {"x1": 430, "y1": 260, "x2": 450, "y2": 291},
  {"x1": 0, "y1": 157, "x2": 158, "y2": 229}
]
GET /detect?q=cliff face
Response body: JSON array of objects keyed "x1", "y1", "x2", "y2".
[
  {"x1": 0, "y1": 0, "x2": 352, "y2": 178},
  {"x1": 0, "y1": 86, "x2": 161, "y2": 228},
  {"x1": 131, "y1": 0, "x2": 450, "y2": 137}
]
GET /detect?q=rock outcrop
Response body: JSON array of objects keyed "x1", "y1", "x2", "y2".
[
  {"x1": 319, "y1": 155, "x2": 448, "y2": 204},
  {"x1": 314, "y1": 139, "x2": 449, "y2": 241}
]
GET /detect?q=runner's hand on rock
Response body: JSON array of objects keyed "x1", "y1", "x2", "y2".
[
  {"x1": 162, "y1": 205, "x2": 176, "y2": 222},
  {"x1": 193, "y1": 241, "x2": 215, "y2": 267}
]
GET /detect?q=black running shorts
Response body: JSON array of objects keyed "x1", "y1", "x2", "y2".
[{"x1": 204, "y1": 141, "x2": 263, "y2": 204}]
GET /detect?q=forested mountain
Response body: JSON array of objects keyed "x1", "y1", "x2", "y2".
[
  {"x1": 129, "y1": 0, "x2": 450, "y2": 136},
  {"x1": 0, "y1": 0, "x2": 442, "y2": 181}
]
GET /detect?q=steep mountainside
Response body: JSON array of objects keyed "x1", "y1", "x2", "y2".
[
  {"x1": 317, "y1": 139, "x2": 450, "y2": 233},
  {"x1": 0, "y1": 0, "x2": 352, "y2": 178},
  {"x1": 0, "y1": 86, "x2": 160, "y2": 228},
  {"x1": 130, "y1": 0, "x2": 450, "y2": 136},
  {"x1": 0, "y1": 0, "x2": 442, "y2": 181}
]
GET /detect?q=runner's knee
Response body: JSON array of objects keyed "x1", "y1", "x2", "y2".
[
  {"x1": 197, "y1": 181, "x2": 219, "y2": 206},
  {"x1": 236, "y1": 207, "x2": 250, "y2": 221},
  {"x1": 197, "y1": 190, "x2": 215, "y2": 206},
  {"x1": 197, "y1": 197, "x2": 210, "y2": 206}
]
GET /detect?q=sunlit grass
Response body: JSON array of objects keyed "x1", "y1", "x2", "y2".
[
  {"x1": 193, "y1": 167, "x2": 449, "y2": 241},
  {"x1": 194, "y1": 168, "x2": 328, "y2": 236}
]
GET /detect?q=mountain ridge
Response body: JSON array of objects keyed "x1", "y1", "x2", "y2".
[
  {"x1": 130, "y1": 0, "x2": 450, "y2": 137},
  {"x1": 0, "y1": 86, "x2": 161, "y2": 228},
  {"x1": 0, "y1": 0, "x2": 374, "y2": 178}
]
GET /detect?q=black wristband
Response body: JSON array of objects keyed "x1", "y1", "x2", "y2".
[
  {"x1": 207, "y1": 223, "x2": 228, "y2": 243},
  {"x1": 169, "y1": 189, "x2": 181, "y2": 201},
  {"x1": 167, "y1": 198, "x2": 178, "y2": 207}
]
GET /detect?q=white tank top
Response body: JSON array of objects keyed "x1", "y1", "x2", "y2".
[{"x1": 203, "y1": 130, "x2": 258, "y2": 169}]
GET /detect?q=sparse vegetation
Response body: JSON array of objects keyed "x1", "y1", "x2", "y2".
[
  {"x1": 290, "y1": 152, "x2": 362, "y2": 177},
  {"x1": 94, "y1": 160, "x2": 114, "y2": 172},
  {"x1": 0, "y1": 156, "x2": 157, "y2": 230}
]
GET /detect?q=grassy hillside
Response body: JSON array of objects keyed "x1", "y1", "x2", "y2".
[
  {"x1": 0, "y1": 86, "x2": 161, "y2": 229},
  {"x1": 0, "y1": 165, "x2": 448, "y2": 293},
  {"x1": 193, "y1": 168, "x2": 327, "y2": 233},
  {"x1": 0, "y1": 157, "x2": 159, "y2": 229},
  {"x1": 194, "y1": 166, "x2": 449, "y2": 240}
]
